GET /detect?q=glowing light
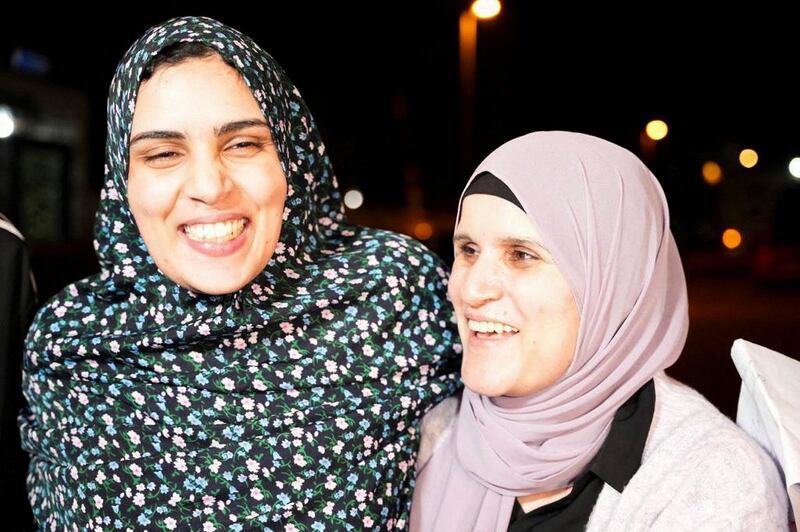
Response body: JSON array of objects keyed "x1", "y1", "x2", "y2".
[
  {"x1": 739, "y1": 148, "x2": 758, "y2": 169},
  {"x1": 722, "y1": 228, "x2": 742, "y2": 250},
  {"x1": 413, "y1": 221, "x2": 434, "y2": 240},
  {"x1": 788, "y1": 157, "x2": 800, "y2": 179},
  {"x1": 471, "y1": 0, "x2": 501, "y2": 19},
  {"x1": 645, "y1": 120, "x2": 668, "y2": 141},
  {"x1": 0, "y1": 106, "x2": 15, "y2": 139},
  {"x1": 702, "y1": 161, "x2": 722, "y2": 185},
  {"x1": 343, "y1": 189, "x2": 364, "y2": 210}
]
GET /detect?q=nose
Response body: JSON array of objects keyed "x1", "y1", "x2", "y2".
[
  {"x1": 459, "y1": 255, "x2": 504, "y2": 307},
  {"x1": 183, "y1": 153, "x2": 233, "y2": 205}
]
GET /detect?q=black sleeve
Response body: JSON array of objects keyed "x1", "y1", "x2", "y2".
[{"x1": 0, "y1": 228, "x2": 38, "y2": 531}]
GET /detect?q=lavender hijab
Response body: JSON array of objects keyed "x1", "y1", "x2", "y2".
[{"x1": 411, "y1": 131, "x2": 689, "y2": 531}]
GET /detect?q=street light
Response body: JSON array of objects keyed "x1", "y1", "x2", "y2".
[
  {"x1": 722, "y1": 228, "x2": 743, "y2": 250},
  {"x1": 739, "y1": 148, "x2": 758, "y2": 169},
  {"x1": 459, "y1": 0, "x2": 501, "y2": 175},
  {"x1": 789, "y1": 157, "x2": 800, "y2": 179},
  {"x1": 645, "y1": 119, "x2": 669, "y2": 141},
  {"x1": 343, "y1": 189, "x2": 364, "y2": 210},
  {"x1": 702, "y1": 161, "x2": 723, "y2": 185},
  {"x1": 472, "y1": 0, "x2": 501, "y2": 18},
  {"x1": 0, "y1": 105, "x2": 16, "y2": 139},
  {"x1": 639, "y1": 118, "x2": 668, "y2": 158}
]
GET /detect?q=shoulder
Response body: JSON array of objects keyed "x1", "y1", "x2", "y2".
[
  {"x1": 621, "y1": 373, "x2": 788, "y2": 529},
  {"x1": 358, "y1": 227, "x2": 449, "y2": 279},
  {"x1": 417, "y1": 395, "x2": 459, "y2": 472},
  {"x1": 333, "y1": 226, "x2": 448, "y2": 275},
  {"x1": 24, "y1": 276, "x2": 102, "y2": 353},
  {"x1": 650, "y1": 373, "x2": 784, "y2": 482},
  {"x1": 648, "y1": 372, "x2": 769, "y2": 455},
  {"x1": 589, "y1": 374, "x2": 788, "y2": 530},
  {"x1": 0, "y1": 215, "x2": 27, "y2": 264},
  {"x1": 0, "y1": 213, "x2": 24, "y2": 241},
  {"x1": 324, "y1": 226, "x2": 452, "y2": 308}
]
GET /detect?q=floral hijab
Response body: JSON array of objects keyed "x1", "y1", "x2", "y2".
[{"x1": 20, "y1": 16, "x2": 460, "y2": 531}]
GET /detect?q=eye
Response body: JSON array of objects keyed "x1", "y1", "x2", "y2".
[
  {"x1": 456, "y1": 242, "x2": 478, "y2": 258},
  {"x1": 226, "y1": 140, "x2": 265, "y2": 152},
  {"x1": 143, "y1": 150, "x2": 180, "y2": 162},
  {"x1": 510, "y1": 248, "x2": 539, "y2": 262}
]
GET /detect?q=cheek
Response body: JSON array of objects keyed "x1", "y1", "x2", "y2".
[
  {"x1": 560, "y1": 295, "x2": 580, "y2": 353},
  {"x1": 535, "y1": 289, "x2": 579, "y2": 367},
  {"x1": 516, "y1": 270, "x2": 574, "y2": 316},
  {"x1": 549, "y1": 275, "x2": 580, "y2": 337},
  {"x1": 516, "y1": 275, "x2": 579, "y2": 347},
  {"x1": 245, "y1": 154, "x2": 287, "y2": 202},
  {"x1": 127, "y1": 188, "x2": 152, "y2": 232},
  {"x1": 447, "y1": 266, "x2": 465, "y2": 306},
  {"x1": 248, "y1": 180, "x2": 287, "y2": 219},
  {"x1": 127, "y1": 172, "x2": 176, "y2": 224},
  {"x1": 447, "y1": 270, "x2": 470, "y2": 338}
]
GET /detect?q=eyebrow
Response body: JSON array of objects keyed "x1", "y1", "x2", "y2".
[
  {"x1": 453, "y1": 232, "x2": 551, "y2": 254},
  {"x1": 129, "y1": 119, "x2": 270, "y2": 146},
  {"x1": 216, "y1": 119, "x2": 270, "y2": 136}
]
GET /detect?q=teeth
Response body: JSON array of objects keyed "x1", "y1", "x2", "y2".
[
  {"x1": 467, "y1": 319, "x2": 518, "y2": 334},
  {"x1": 184, "y1": 219, "x2": 246, "y2": 242}
]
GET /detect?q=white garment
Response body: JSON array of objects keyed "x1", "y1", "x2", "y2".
[
  {"x1": 732, "y1": 338, "x2": 800, "y2": 524},
  {"x1": 416, "y1": 373, "x2": 789, "y2": 531}
]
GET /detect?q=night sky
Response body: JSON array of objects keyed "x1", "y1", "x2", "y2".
[{"x1": 4, "y1": 6, "x2": 797, "y2": 220}]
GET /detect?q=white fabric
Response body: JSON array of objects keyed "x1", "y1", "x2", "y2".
[
  {"x1": 732, "y1": 338, "x2": 800, "y2": 525},
  {"x1": 0, "y1": 214, "x2": 24, "y2": 240}
]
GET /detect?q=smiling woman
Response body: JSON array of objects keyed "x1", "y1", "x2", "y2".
[
  {"x1": 411, "y1": 133, "x2": 788, "y2": 531},
  {"x1": 19, "y1": 17, "x2": 460, "y2": 531},
  {"x1": 450, "y1": 191, "x2": 579, "y2": 398},
  {"x1": 127, "y1": 51, "x2": 287, "y2": 295}
]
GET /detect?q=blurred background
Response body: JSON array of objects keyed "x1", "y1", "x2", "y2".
[{"x1": 1, "y1": 0, "x2": 798, "y2": 501}]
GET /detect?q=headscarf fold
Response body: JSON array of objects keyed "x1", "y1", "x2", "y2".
[
  {"x1": 21, "y1": 16, "x2": 460, "y2": 531},
  {"x1": 412, "y1": 131, "x2": 688, "y2": 531}
]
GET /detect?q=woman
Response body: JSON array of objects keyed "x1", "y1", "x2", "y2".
[
  {"x1": 411, "y1": 131, "x2": 788, "y2": 531},
  {"x1": 20, "y1": 16, "x2": 460, "y2": 530}
]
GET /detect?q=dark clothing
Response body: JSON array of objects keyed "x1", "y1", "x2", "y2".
[
  {"x1": 0, "y1": 215, "x2": 37, "y2": 531},
  {"x1": 507, "y1": 380, "x2": 656, "y2": 532}
]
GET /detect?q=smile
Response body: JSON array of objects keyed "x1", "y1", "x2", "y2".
[
  {"x1": 180, "y1": 217, "x2": 250, "y2": 258},
  {"x1": 467, "y1": 319, "x2": 519, "y2": 335},
  {"x1": 183, "y1": 218, "x2": 247, "y2": 242}
]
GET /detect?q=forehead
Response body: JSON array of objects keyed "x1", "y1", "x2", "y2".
[
  {"x1": 131, "y1": 55, "x2": 262, "y2": 130},
  {"x1": 458, "y1": 194, "x2": 540, "y2": 241}
]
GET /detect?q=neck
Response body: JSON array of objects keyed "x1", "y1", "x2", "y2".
[{"x1": 516, "y1": 485, "x2": 573, "y2": 513}]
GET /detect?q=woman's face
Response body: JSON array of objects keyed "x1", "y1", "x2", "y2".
[
  {"x1": 449, "y1": 194, "x2": 580, "y2": 397},
  {"x1": 128, "y1": 54, "x2": 287, "y2": 295}
]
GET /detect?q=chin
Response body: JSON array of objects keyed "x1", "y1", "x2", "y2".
[
  {"x1": 183, "y1": 274, "x2": 250, "y2": 296},
  {"x1": 461, "y1": 367, "x2": 508, "y2": 397},
  {"x1": 464, "y1": 382, "x2": 508, "y2": 398}
]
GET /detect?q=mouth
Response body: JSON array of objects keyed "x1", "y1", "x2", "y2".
[
  {"x1": 466, "y1": 319, "x2": 519, "y2": 340},
  {"x1": 180, "y1": 217, "x2": 250, "y2": 257},
  {"x1": 182, "y1": 218, "x2": 248, "y2": 242}
]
